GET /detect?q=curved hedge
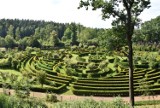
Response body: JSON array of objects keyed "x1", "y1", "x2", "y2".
[{"x1": 11, "y1": 49, "x2": 160, "y2": 97}]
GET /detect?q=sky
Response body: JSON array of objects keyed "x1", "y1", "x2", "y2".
[{"x1": 0, "y1": 0, "x2": 159, "y2": 28}]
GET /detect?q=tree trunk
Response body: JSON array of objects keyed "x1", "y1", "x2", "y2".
[{"x1": 128, "y1": 39, "x2": 134, "y2": 107}]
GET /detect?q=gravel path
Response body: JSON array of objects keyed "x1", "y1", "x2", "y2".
[{"x1": 0, "y1": 88, "x2": 158, "y2": 102}]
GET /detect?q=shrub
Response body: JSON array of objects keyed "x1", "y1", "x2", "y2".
[
  {"x1": 98, "y1": 60, "x2": 108, "y2": 70},
  {"x1": 86, "y1": 62, "x2": 96, "y2": 70},
  {"x1": 53, "y1": 98, "x2": 130, "y2": 108},
  {"x1": 53, "y1": 53, "x2": 59, "y2": 59},
  {"x1": 36, "y1": 70, "x2": 46, "y2": 87},
  {"x1": 0, "y1": 94, "x2": 47, "y2": 108},
  {"x1": 0, "y1": 52, "x2": 4, "y2": 59},
  {"x1": 111, "y1": 97, "x2": 130, "y2": 108},
  {"x1": 71, "y1": 45, "x2": 78, "y2": 51},
  {"x1": 46, "y1": 92, "x2": 59, "y2": 103},
  {"x1": 76, "y1": 56, "x2": 86, "y2": 62}
]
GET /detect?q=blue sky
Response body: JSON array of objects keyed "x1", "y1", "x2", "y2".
[{"x1": 0, "y1": 0, "x2": 159, "y2": 28}]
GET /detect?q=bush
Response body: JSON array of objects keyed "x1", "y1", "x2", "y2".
[
  {"x1": 0, "y1": 52, "x2": 4, "y2": 59},
  {"x1": 98, "y1": 60, "x2": 108, "y2": 70},
  {"x1": 46, "y1": 92, "x2": 59, "y2": 103},
  {"x1": 86, "y1": 62, "x2": 96, "y2": 70},
  {"x1": 0, "y1": 94, "x2": 47, "y2": 108},
  {"x1": 53, "y1": 53, "x2": 60, "y2": 59},
  {"x1": 76, "y1": 56, "x2": 86, "y2": 62},
  {"x1": 53, "y1": 98, "x2": 130, "y2": 108},
  {"x1": 111, "y1": 97, "x2": 130, "y2": 108}
]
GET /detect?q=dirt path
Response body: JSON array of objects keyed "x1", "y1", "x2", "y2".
[{"x1": 0, "y1": 88, "x2": 159, "y2": 102}]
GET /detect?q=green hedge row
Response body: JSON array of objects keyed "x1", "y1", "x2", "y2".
[
  {"x1": 23, "y1": 58, "x2": 68, "y2": 93},
  {"x1": 28, "y1": 59, "x2": 71, "y2": 85},
  {"x1": 47, "y1": 73, "x2": 72, "y2": 82},
  {"x1": 77, "y1": 79, "x2": 130, "y2": 84},
  {"x1": 35, "y1": 63, "x2": 57, "y2": 76},
  {"x1": 18, "y1": 56, "x2": 32, "y2": 70},
  {"x1": 146, "y1": 75, "x2": 160, "y2": 82},
  {"x1": 72, "y1": 85, "x2": 130, "y2": 90},
  {"x1": 36, "y1": 61, "x2": 53, "y2": 70},
  {"x1": 72, "y1": 80, "x2": 156, "y2": 92},
  {"x1": 30, "y1": 64, "x2": 70, "y2": 85},
  {"x1": 30, "y1": 84, "x2": 66, "y2": 93},
  {"x1": 40, "y1": 60, "x2": 54, "y2": 67},
  {"x1": 47, "y1": 77, "x2": 70, "y2": 85},
  {"x1": 72, "y1": 89, "x2": 130, "y2": 96},
  {"x1": 72, "y1": 88, "x2": 158, "y2": 96},
  {"x1": 147, "y1": 71, "x2": 160, "y2": 79},
  {"x1": 43, "y1": 58, "x2": 62, "y2": 62},
  {"x1": 147, "y1": 69, "x2": 160, "y2": 74},
  {"x1": 72, "y1": 82, "x2": 140, "y2": 87},
  {"x1": 88, "y1": 59, "x2": 103, "y2": 63},
  {"x1": 134, "y1": 68, "x2": 150, "y2": 74}
]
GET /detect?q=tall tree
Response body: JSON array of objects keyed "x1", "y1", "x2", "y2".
[
  {"x1": 15, "y1": 27, "x2": 21, "y2": 40},
  {"x1": 63, "y1": 27, "x2": 72, "y2": 41},
  {"x1": 78, "y1": 27, "x2": 97, "y2": 44},
  {"x1": 98, "y1": 26, "x2": 127, "y2": 51},
  {"x1": 7, "y1": 25, "x2": 14, "y2": 38},
  {"x1": 5, "y1": 35, "x2": 16, "y2": 48},
  {"x1": 78, "y1": 0, "x2": 151, "y2": 107},
  {"x1": 50, "y1": 30, "x2": 60, "y2": 47},
  {"x1": 70, "y1": 23, "x2": 78, "y2": 45}
]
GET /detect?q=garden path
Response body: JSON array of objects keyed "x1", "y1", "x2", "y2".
[{"x1": 0, "y1": 88, "x2": 159, "y2": 102}]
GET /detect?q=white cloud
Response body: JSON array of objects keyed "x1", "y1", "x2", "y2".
[
  {"x1": 139, "y1": 0, "x2": 160, "y2": 22},
  {"x1": 0, "y1": 0, "x2": 159, "y2": 28}
]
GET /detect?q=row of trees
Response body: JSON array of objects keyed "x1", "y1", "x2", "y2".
[
  {"x1": 134, "y1": 16, "x2": 160, "y2": 43},
  {"x1": 0, "y1": 19, "x2": 102, "y2": 48},
  {"x1": 0, "y1": 17, "x2": 160, "y2": 50}
]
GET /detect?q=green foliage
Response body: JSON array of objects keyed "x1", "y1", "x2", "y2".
[
  {"x1": 98, "y1": 27, "x2": 127, "y2": 51},
  {"x1": 0, "y1": 52, "x2": 4, "y2": 59},
  {"x1": 36, "y1": 70, "x2": 47, "y2": 87},
  {"x1": 27, "y1": 36, "x2": 41, "y2": 48},
  {"x1": 0, "y1": 72, "x2": 10, "y2": 94},
  {"x1": 53, "y1": 98, "x2": 130, "y2": 108},
  {"x1": 0, "y1": 94, "x2": 47, "y2": 108},
  {"x1": 86, "y1": 62, "x2": 96, "y2": 70},
  {"x1": 65, "y1": 68, "x2": 77, "y2": 76},
  {"x1": 46, "y1": 92, "x2": 59, "y2": 103},
  {"x1": 5, "y1": 35, "x2": 16, "y2": 48},
  {"x1": 98, "y1": 60, "x2": 108, "y2": 70},
  {"x1": 78, "y1": 27, "x2": 97, "y2": 45},
  {"x1": 112, "y1": 97, "x2": 130, "y2": 108},
  {"x1": 12, "y1": 77, "x2": 31, "y2": 98},
  {"x1": 135, "y1": 100, "x2": 160, "y2": 106},
  {"x1": 0, "y1": 37, "x2": 6, "y2": 47},
  {"x1": 134, "y1": 16, "x2": 160, "y2": 43},
  {"x1": 76, "y1": 56, "x2": 86, "y2": 62},
  {"x1": 0, "y1": 57, "x2": 12, "y2": 68},
  {"x1": 50, "y1": 30, "x2": 60, "y2": 47},
  {"x1": 137, "y1": 78, "x2": 153, "y2": 97}
]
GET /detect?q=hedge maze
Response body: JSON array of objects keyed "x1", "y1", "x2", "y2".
[{"x1": 8, "y1": 49, "x2": 160, "y2": 96}]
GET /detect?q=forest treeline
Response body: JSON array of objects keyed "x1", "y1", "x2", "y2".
[{"x1": 0, "y1": 16, "x2": 160, "y2": 50}]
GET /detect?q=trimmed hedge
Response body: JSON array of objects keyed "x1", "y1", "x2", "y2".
[
  {"x1": 37, "y1": 61, "x2": 53, "y2": 70},
  {"x1": 72, "y1": 82, "x2": 140, "y2": 87},
  {"x1": 72, "y1": 85, "x2": 130, "y2": 90},
  {"x1": 72, "y1": 89, "x2": 130, "y2": 96},
  {"x1": 134, "y1": 64, "x2": 149, "y2": 68},
  {"x1": 77, "y1": 79, "x2": 137, "y2": 84},
  {"x1": 35, "y1": 64, "x2": 57, "y2": 76},
  {"x1": 30, "y1": 84, "x2": 66, "y2": 93}
]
